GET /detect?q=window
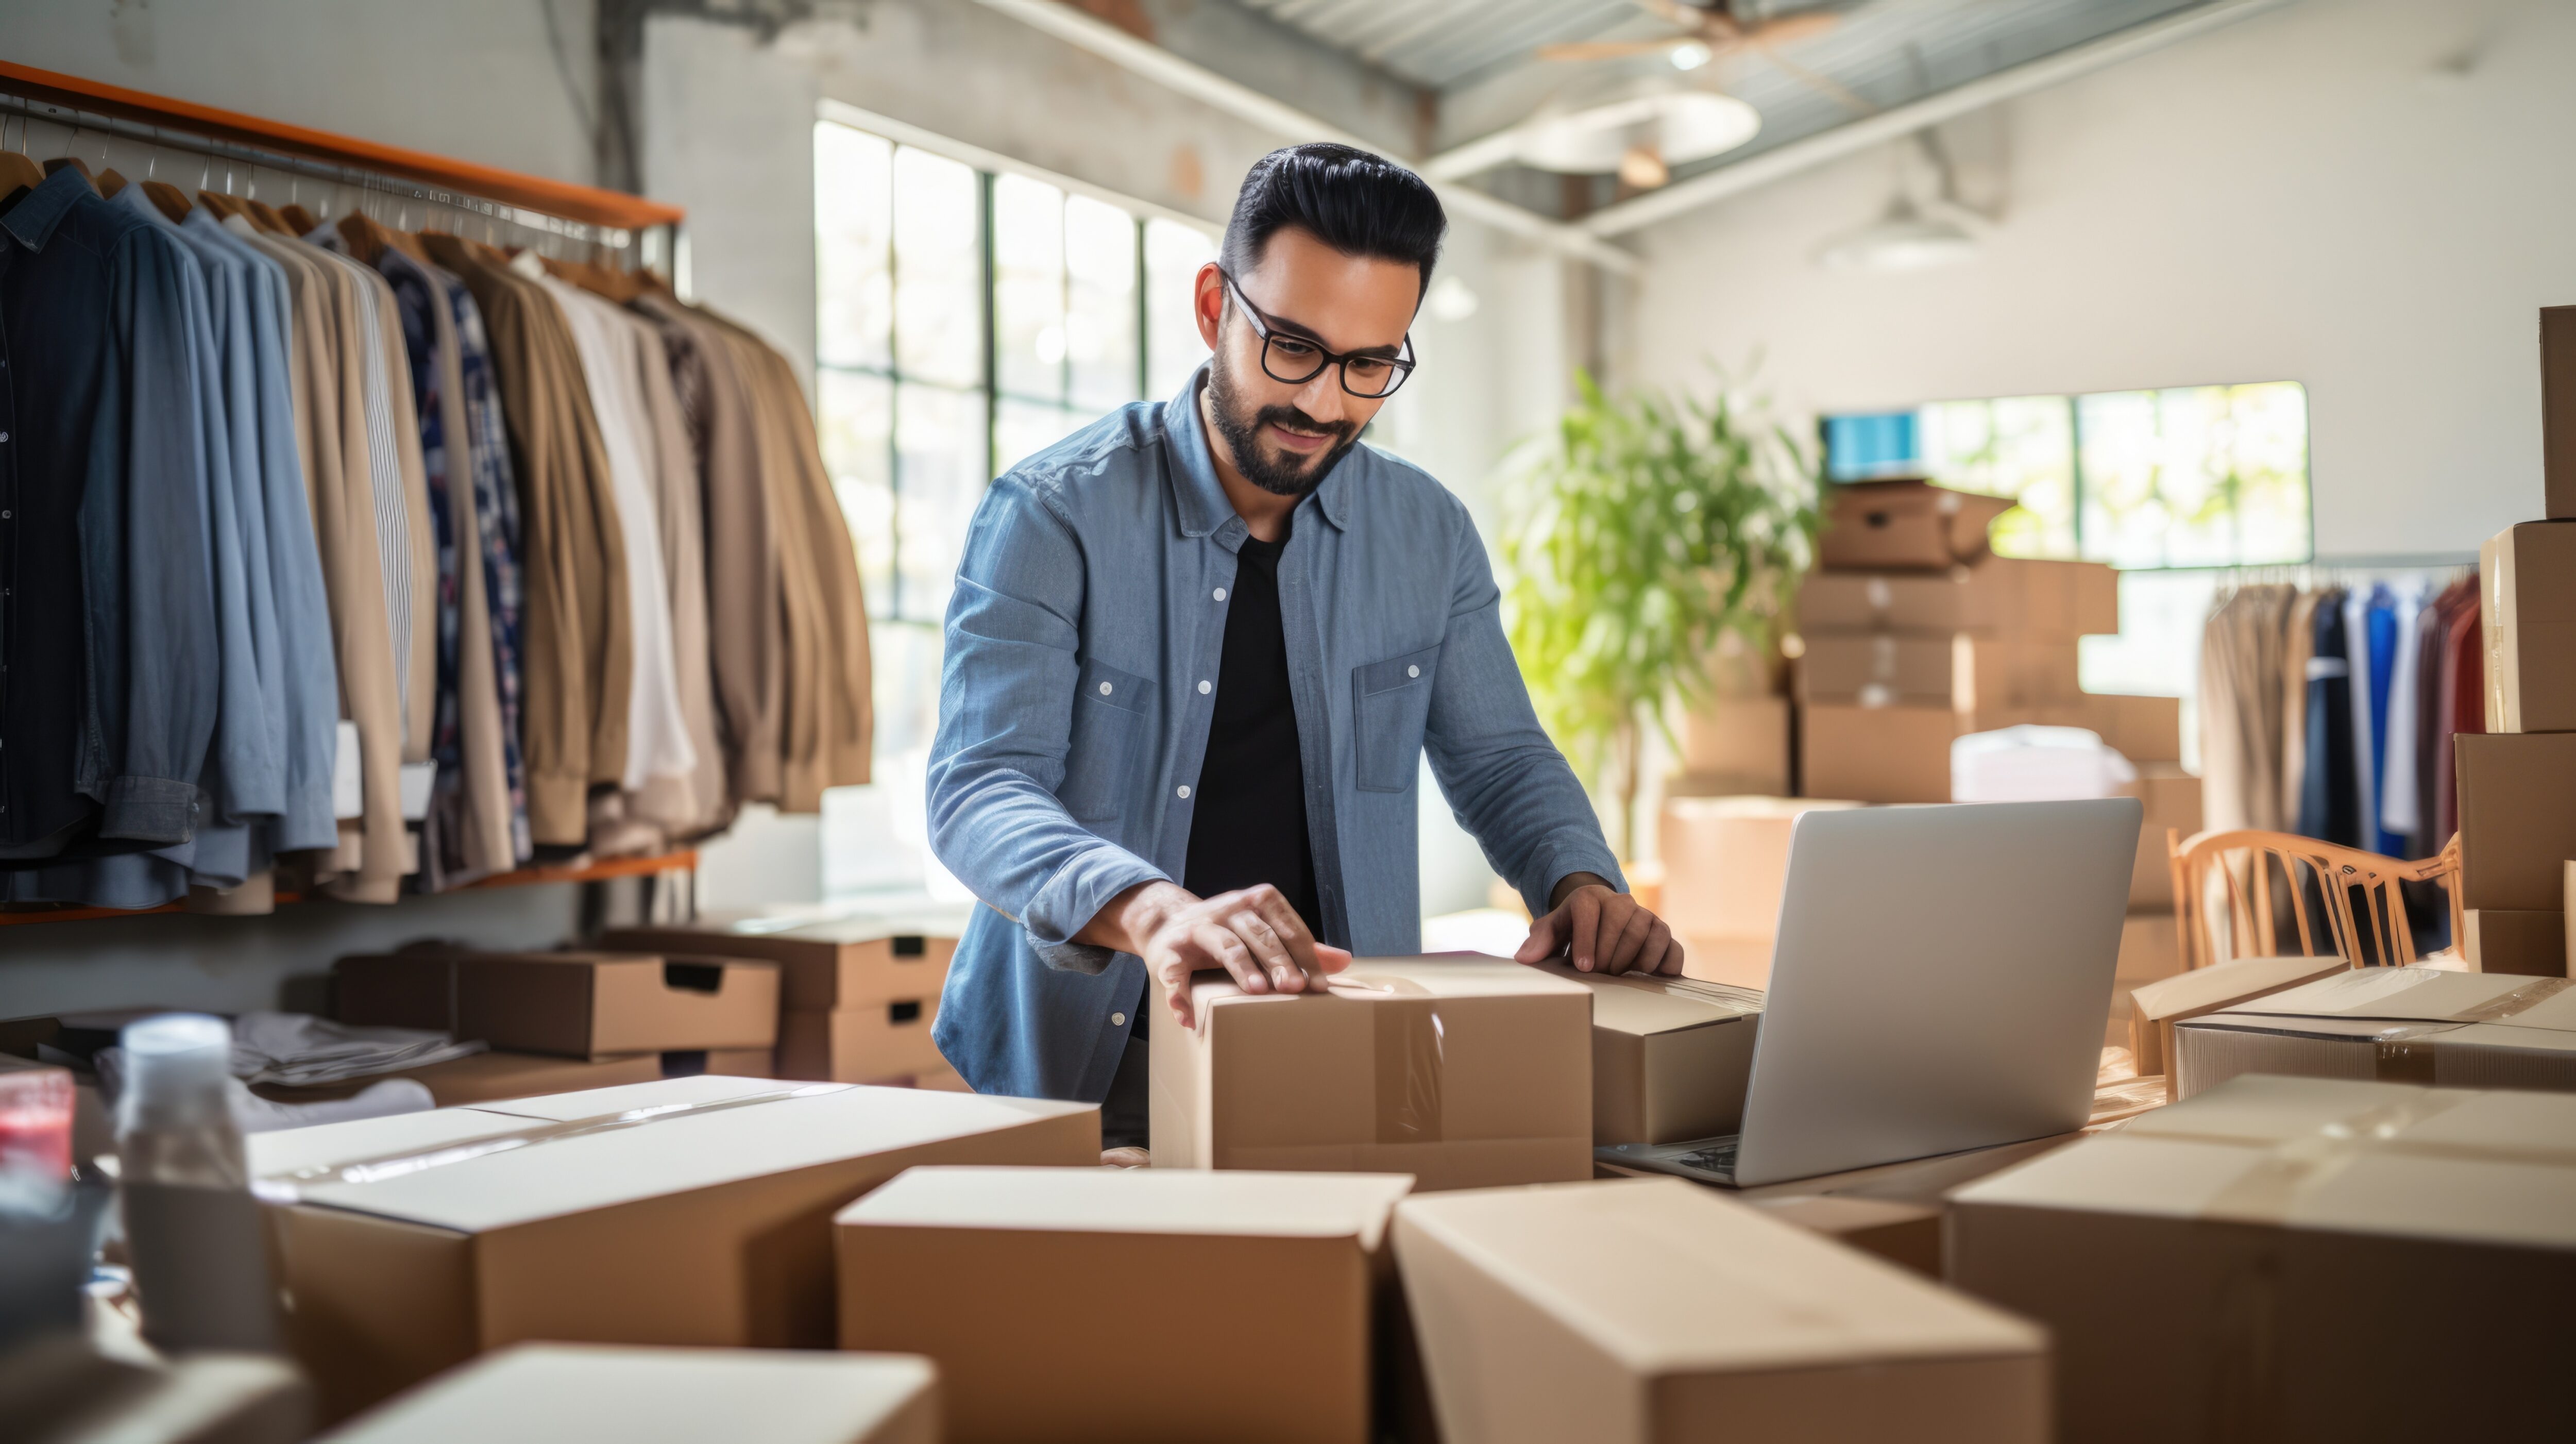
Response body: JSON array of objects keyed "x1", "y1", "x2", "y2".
[
  {"x1": 1822, "y1": 382, "x2": 2313, "y2": 570},
  {"x1": 813, "y1": 115, "x2": 1218, "y2": 780}
]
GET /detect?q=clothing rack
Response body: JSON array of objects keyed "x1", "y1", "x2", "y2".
[
  {"x1": 0, "y1": 60, "x2": 679, "y2": 272},
  {"x1": 0, "y1": 850, "x2": 699, "y2": 930}
]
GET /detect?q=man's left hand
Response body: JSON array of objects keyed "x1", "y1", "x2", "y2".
[{"x1": 1513, "y1": 876, "x2": 1682, "y2": 977}]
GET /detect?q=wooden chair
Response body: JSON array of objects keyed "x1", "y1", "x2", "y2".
[{"x1": 2165, "y1": 829, "x2": 2465, "y2": 972}]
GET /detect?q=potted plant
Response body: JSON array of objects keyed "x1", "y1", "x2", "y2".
[{"x1": 1502, "y1": 370, "x2": 1821, "y2": 861}]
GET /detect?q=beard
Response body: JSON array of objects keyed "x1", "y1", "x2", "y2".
[{"x1": 1206, "y1": 347, "x2": 1362, "y2": 498}]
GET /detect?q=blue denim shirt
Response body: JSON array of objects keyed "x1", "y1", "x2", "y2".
[{"x1": 928, "y1": 368, "x2": 1623, "y2": 1102}]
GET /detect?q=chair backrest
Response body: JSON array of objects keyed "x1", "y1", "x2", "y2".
[{"x1": 2165, "y1": 829, "x2": 2464, "y2": 971}]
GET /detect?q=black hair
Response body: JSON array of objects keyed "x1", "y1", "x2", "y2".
[{"x1": 1219, "y1": 143, "x2": 1446, "y2": 299}]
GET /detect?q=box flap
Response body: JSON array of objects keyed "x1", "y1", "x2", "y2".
[
  {"x1": 2222, "y1": 967, "x2": 2574, "y2": 1031},
  {"x1": 247, "y1": 1107, "x2": 539, "y2": 1184},
  {"x1": 1531, "y1": 961, "x2": 1760, "y2": 1037},
  {"x1": 320, "y1": 1343, "x2": 934, "y2": 1443},
  {"x1": 2130, "y1": 956, "x2": 2349, "y2": 1024},
  {"x1": 838, "y1": 1166, "x2": 1414, "y2": 1245},
  {"x1": 1396, "y1": 1179, "x2": 2041, "y2": 1375},
  {"x1": 263, "y1": 1083, "x2": 1092, "y2": 1233}
]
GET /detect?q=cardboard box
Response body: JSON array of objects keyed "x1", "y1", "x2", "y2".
[
  {"x1": 336, "y1": 949, "x2": 782, "y2": 1058},
  {"x1": 1152, "y1": 955, "x2": 1592, "y2": 1191},
  {"x1": 1797, "y1": 632, "x2": 2080, "y2": 712},
  {"x1": 1800, "y1": 702, "x2": 1958, "y2": 803},
  {"x1": 779, "y1": 1002, "x2": 947, "y2": 1084},
  {"x1": 2547, "y1": 306, "x2": 2576, "y2": 519},
  {"x1": 250, "y1": 1076, "x2": 1096, "y2": 1421},
  {"x1": 1948, "y1": 1074, "x2": 2576, "y2": 1442},
  {"x1": 2454, "y1": 731, "x2": 2576, "y2": 909},
  {"x1": 315, "y1": 1344, "x2": 936, "y2": 1444},
  {"x1": 1395, "y1": 1179, "x2": 2048, "y2": 1444},
  {"x1": 601, "y1": 921, "x2": 956, "y2": 1013},
  {"x1": 1798, "y1": 557, "x2": 2117, "y2": 639},
  {"x1": 1673, "y1": 694, "x2": 1790, "y2": 795},
  {"x1": 663, "y1": 1047, "x2": 778, "y2": 1079},
  {"x1": 1658, "y1": 796, "x2": 1860, "y2": 941},
  {"x1": 0, "y1": 1336, "x2": 311, "y2": 1444},
  {"x1": 2482, "y1": 519, "x2": 2576, "y2": 732},
  {"x1": 1818, "y1": 479, "x2": 2016, "y2": 570},
  {"x1": 2107, "y1": 911, "x2": 2183, "y2": 1048},
  {"x1": 1748, "y1": 1195, "x2": 1942, "y2": 1278},
  {"x1": 2117, "y1": 763, "x2": 2202, "y2": 908},
  {"x1": 837, "y1": 1167, "x2": 1410, "y2": 1443},
  {"x1": 2171, "y1": 965, "x2": 2576, "y2": 1099},
  {"x1": 2125, "y1": 955, "x2": 2348, "y2": 1083},
  {"x1": 2465, "y1": 909, "x2": 2568, "y2": 977},
  {"x1": 249, "y1": 1050, "x2": 664, "y2": 1107},
  {"x1": 1533, "y1": 960, "x2": 1761, "y2": 1145}
]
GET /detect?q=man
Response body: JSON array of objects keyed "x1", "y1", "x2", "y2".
[{"x1": 928, "y1": 143, "x2": 1681, "y2": 1150}]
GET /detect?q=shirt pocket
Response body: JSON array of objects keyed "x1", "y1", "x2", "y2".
[
  {"x1": 1353, "y1": 643, "x2": 1442, "y2": 794},
  {"x1": 1060, "y1": 658, "x2": 1152, "y2": 822}
]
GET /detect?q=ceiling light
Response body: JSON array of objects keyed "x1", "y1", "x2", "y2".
[
  {"x1": 1815, "y1": 197, "x2": 1980, "y2": 273},
  {"x1": 1514, "y1": 89, "x2": 1759, "y2": 175},
  {"x1": 1617, "y1": 144, "x2": 1670, "y2": 190},
  {"x1": 1670, "y1": 41, "x2": 1711, "y2": 71}
]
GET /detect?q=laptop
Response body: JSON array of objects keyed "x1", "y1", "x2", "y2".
[{"x1": 1600, "y1": 798, "x2": 2139, "y2": 1188}]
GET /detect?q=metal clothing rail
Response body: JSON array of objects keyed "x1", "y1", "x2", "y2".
[{"x1": 0, "y1": 60, "x2": 679, "y2": 265}]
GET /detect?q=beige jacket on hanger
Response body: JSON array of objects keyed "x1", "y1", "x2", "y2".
[{"x1": 623, "y1": 310, "x2": 726, "y2": 837}]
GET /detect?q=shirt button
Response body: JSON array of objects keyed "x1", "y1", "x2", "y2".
[
  {"x1": 1408, "y1": 664, "x2": 1420, "y2": 678},
  {"x1": 1197, "y1": 680, "x2": 1211, "y2": 695},
  {"x1": 1212, "y1": 587, "x2": 1226, "y2": 601},
  {"x1": 1097, "y1": 681, "x2": 1112, "y2": 696},
  {"x1": 0, "y1": 432, "x2": 10, "y2": 442},
  {"x1": 1111, "y1": 1012, "x2": 1127, "y2": 1027},
  {"x1": 1176, "y1": 785, "x2": 1191, "y2": 799}
]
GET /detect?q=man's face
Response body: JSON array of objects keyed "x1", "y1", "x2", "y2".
[{"x1": 1195, "y1": 226, "x2": 1419, "y2": 497}]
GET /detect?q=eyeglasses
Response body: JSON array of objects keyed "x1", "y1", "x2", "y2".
[{"x1": 1219, "y1": 270, "x2": 1416, "y2": 399}]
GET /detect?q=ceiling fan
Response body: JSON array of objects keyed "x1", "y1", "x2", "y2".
[{"x1": 1536, "y1": 0, "x2": 1840, "y2": 70}]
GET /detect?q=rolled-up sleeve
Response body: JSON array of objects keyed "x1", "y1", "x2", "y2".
[
  {"x1": 926, "y1": 476, "x2": 1168, "y2": 973},
  {"x1": 1424, "y1": 514, "x2": 1625, "y2": 916}
]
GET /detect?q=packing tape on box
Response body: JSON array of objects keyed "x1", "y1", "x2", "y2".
[
  {"x1": 2455, "y1": 976, "x2": 2573, "y2": 1021},
  {"x1": 251, "y1": 1083, "x2": 851, "y2": 1202},
  {"x1": 1326, "y1": 977, "x2": 1445, "y2": 1145},
  {"x1": 2127, "y1": 1090, "x2": 2576, "y2": 1225}
]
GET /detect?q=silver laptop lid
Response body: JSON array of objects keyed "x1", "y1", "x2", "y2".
[{"x1": 1729, "y1": 798, "x2": 2139, "y2": 1187}]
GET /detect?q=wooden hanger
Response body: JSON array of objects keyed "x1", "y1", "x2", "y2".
[
  {"x1": 0, "y1": 146, "x2": 42, "y2": 195},
  {"x1": 282, "y1": 204, "x2": 319, "y2": 234},
  {"x1": 43, "y1": 156, "x2": 97, "y2": 193},
  {"x1": 245, "y1": 198, "x2": 294, "y2": 234},
  {"x1": 337, "y1": 209, "x2": 394, "y2": 264},
  {"x1": 96, "y1": 167, "x2": 128, "y2": 197},
  {"x1": 196, "y1": 189, "x2": 245, "y2": 220},
  {"x1": 142, "y1": 179, "x2": 192, "y2": 223}
]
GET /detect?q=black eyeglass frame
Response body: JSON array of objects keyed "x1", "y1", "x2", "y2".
[{"x1": 1218, "y1": 269, "x2": 1418, "y2": 399}]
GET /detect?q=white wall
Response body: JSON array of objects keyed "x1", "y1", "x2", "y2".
[{"x1": 1628, "y1": 0, "x2": 2576, "y2": 560}]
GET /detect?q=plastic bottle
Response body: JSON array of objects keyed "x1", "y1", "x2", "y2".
[{"x1": 115, "y1": 1014, "x2": 281, "y2": 1353}]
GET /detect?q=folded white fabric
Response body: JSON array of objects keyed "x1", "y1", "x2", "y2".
[
  {"x1": 226, "y1": 1011, "x2": 485, "y2": 1087},
  {"x1": 227, "y1": 1076, "x2": 436, "y2": 1134},
  {"x1": 1952, "y1": 724, "x2": 2139, "y2": 802}
]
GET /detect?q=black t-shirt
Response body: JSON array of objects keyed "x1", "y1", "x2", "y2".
[{"x1": 1181, "y1": 518, "x2": 1324, "y2": 946}]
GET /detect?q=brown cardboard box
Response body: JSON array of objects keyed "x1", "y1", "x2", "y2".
[
  {"x1": 0, "y1": 1337, "x2": 311, "y2": 1444},
  {"x1": 1948, "y1": 1074, "x2": 2576, "y2": 1442},
  {"x1": 1798, "y1": 557, "x2": 2117, "y2": 638},
  {"x1": 2464, "y1": 909, "x2": 2568, "y2": 976},
  {"x1": 2454, "y1": 732, "x2": 2576, "y2": 908},
  {"x1": 314, "y1": 1344, "x2": 937, "y2": 1444},
  {"x1": 1800, "y1": 702, "x2": 1957, "y2": 803},
  {"x1": 2548, "y1": 306, "x2": 2576, "y2": 519},
  {"x1": 1151, "y1": 955, "x2": 1592, "y2": 1191},
  {"x1": 2106, "y1": 911, "x2": 2183, "y2": 1047},
  {"x1": 1672, "y1": 694, "x2": 1791, "y2": 795},
  {"x1": 2125, "y1": 954, "x2": 2348, "y2": 1083},
  {"x1": 1797, "y1": 632, "x2": 2081, "y2": 712},
  {"x1": 2117, "y1": 763, "x2": 2202, "y2": 908},
  {"x1": 1395, "y1": 1179, "x2": 2048, "y2": 1444},
  {"x1": 1747, "y1": 1195, "x2": 1942, "y2": 1278},
  {"x1": 1658, "y1": 796, "x2": 1861, "y2": 942},
  {"x1": 2171, "y1": 965, "x2": 2576, "y2": 1098},
  {"x1": 335, "y1": 949, "x2": 782, "y2": 1057},
  {"x1": 778, "y1": 1002, "x2": 946, "y2": 1084},
  {"x1": 601, "y1": 920, "x2": 957, "y2": 1013},
  {"x1": 837, "y1": 1167, "x2": 1410, "y2": 1443},
  {"x1": 1818, "y1": 479, "x2": 2016, "y2": 570},
  {"x1": 2479, "y1": 519, "x2": 2576, "y2": 731},
  {"x1": 452, "y1": 952, "x2": 779, "y2": 1059},
  {"x1": 249, "y1": 1050, "x2": 665, "y2": 1107},
  {"x1": 663, "y1": 1047, "x2": 778, "y2": 1080},
  {"x1": 1532, "y1": 960, "x2": 1761, "y2": 1145},
  {"x1": 249, "y1": 1076, "x2": 1096, "y2": 1421}
]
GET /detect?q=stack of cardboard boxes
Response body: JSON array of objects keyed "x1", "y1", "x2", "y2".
[{"x1": 603, "y1": 917, "x2": 962, "y2": 1086}]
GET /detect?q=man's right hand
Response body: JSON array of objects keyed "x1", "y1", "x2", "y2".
[{"x1": 1077, "y1": 880, "x2": 1352, "y2": 1030}]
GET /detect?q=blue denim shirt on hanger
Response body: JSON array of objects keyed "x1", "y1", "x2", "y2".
[{"x1": 927, "y1": 365, "x2": 1623, "y2": 1103}]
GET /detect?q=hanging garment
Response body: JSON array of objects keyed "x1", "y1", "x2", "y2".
[
  {"x1": 2341, "y1": 589, "x2": 2377, "y2": 851},
  {"x1": 2361, "y1": 586, "x2": 2399, "y2": 856},
  {"x1": 621, "y1": 309, "x2": 726, "y2": 837},
  {"x1": 2198, "y1": 584, "x2": 2293, "y2": 833},
  {"x1": 443, "y1": 272, "x2": 533, "y2": 868},
  {"x1": 2434, "y1": 587, "x2": 2483, "y2": 844},
  {"x1": 0, "y1": 167, "x2": 221, "y2": 861},
  {"x1": 2299, "y1": 591, "x2": 2357, "y2": 845},
  {"x1": 2279, "y1": 588, "x2": 2319, "y2": 830},
  {"x1": 2378, "y1": 583, "x2": 2428, "y2": 854}
]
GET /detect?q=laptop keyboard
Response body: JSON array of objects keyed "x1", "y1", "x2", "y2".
[{"x1": 1672, "y1": 1138, "x2": 1741, "y2": 1173}]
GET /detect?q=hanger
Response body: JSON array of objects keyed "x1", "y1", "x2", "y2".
[
  {"x1": 337, "y1": 205, "x2": 396, "y2": 264},
  {"x1": 96, "y1": 166, "x2": 129, "y2": 197},
  {"x1": 142, "y1": 177, "x2": 193, "y2": 222},
  {"x1": 0, "y1": 110, "x2": 42, "y2": 194}
]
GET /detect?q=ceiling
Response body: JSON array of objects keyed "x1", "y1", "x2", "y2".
[{"x1": 1223, "y1": 0, "x2": 2233, "y2": 214}]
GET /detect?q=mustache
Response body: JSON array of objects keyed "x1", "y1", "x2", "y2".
[{"x1": 1253, "y1": 404, "x2": 1356, "y2": 449}]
